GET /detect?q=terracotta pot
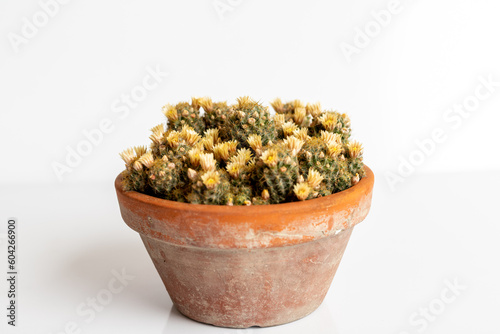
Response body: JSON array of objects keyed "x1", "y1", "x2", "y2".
[{"x1": 115, "y1": 165, "x2": 374, "y2": 328}]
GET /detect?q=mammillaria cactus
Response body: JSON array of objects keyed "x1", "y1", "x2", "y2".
[{"x1": 119, "y1": 96, "x2": 365, "y2": 205}]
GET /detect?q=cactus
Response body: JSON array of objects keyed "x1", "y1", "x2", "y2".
[
  {"x1": 221, "y1": 96, "x2": 277, "y2": 146},
  {"x1": 147, "y1": 155, "x2": 182, "y2": 198},
  {"x1": 314, "y1": 111, "x2": 352, "y2": 142},
  {"x1": 119, "y1": 96, "x2": 366, "y2": 205},
  {"x1": 120, "y1": 146, "x2": 149, "y2": 192},
  {"x1": 186, "y1": 169, "x2": 233, "y2": 205},
  {"x1": 200, "y1": 98, "x2": 232, "y2": 130},
  {"x1": 163, "y1": 98, "x2": 205, "y2": 134},
  {"x1": 254, "y1": 142, "x2": 301, "y2": 204}
]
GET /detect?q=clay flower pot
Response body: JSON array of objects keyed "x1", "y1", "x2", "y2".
[{"x1": 115, "y1": 165, "x2": 374, "y2": 328}]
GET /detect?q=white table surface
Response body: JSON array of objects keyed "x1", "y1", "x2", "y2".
[{"x1": 1, "y1": 171, "x2": 499, "y2": 334}]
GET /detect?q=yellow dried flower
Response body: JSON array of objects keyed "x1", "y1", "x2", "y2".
[
  {"x1": 213, "y1": 142, "x2": 231, "y2": 161},
  {"x1": 236, "y1": 96, "x2": 255, "y2": 109},
  {"x1": 193, "y1": 140, "x2": 205, "y2": 151},
  {"x1": 226, "y1": 161, "x2": 244, "y2": 178},
  {"x1": 292, "y1": 99, "x2": 304, "y2": 109},
  {"x1": 307, "y1": 168, "x2": 324, "y2": 189},
  {"x1": 199, "y1": 153, "x2": 217, "y2": 171},
  {"x1": 120, "y1": 146, "x2": 148, "y2": 168},
  {"x1": 191, "y1": 97, "x2": 203, "y2": 110},
  {"x1": 137, "y1": 152, "x2": 155, "y2": 169},
  {"x1": 247, "y1": 134, "x2": 262, "y2": 151},
  {"x1": 293, "y1": 127, "x2": 310, "y2": 141},
  {"x1": 162, "y1": 104, "x2": 178, "y2": 122},
  {"x1": 166, "y1": 131, "x2": 181, "y2": 148},
  {"x1": 306, "y1": 102, "x2": 322, "y2": 117},
  {"x1": 226, "y1": 140, "x2": 239, "y2": 154},
  {"x1": 149, "y1": 124, "x2": 165, "y2": 145},
  {"x1": 282, "y1": 121, "x2": 298, "y2": 137},
  {"x1": 270, "y1": 98, "x2": 284, "y2": 113},
  {"x1": 283, "y1": 136, "x2": 304, "y2": 156},
  {"x1": 132, "y1": 161, "x2": 143, "y2": 172},
  {"x1": 201, "y1": 136, "x2": 215, "y2": 151},
  {"x1": 293, "y1": 107, "x2": 306, "y2": 126},
  {"x1": 201, "y1": 171, "x2": 220, "y2": 189},
  {"x1": 134, "y1": 146, "x2": 147, "y2": 157},
  {"x1": 181, "y1": 127, "x2": 201, "y2": 146},
  {"x1": 199, "y1": 97, "x2": 213, "y2": 112},
  {"x1": 205, "y1": 128, "x2": 219, "y2": 139},
  {"x1": 327, "y1": 143, "x2": 343, "y2": 158},
  {"x1": 318, "y1": 112, "x2": 338, "y2": 131},
  {"x1": 188, "y1": 148, "x2": 203, "y2": 167},
  {"x1": 320, "y1": 130, "x2": 342, "y2": 146},
  {"x1": 347, "y1": 141, "x2": 363, "y2": 158},
  {"x1": 119, "y1": 147, "x2": 136, "y2": 166},
  {"x1": 293, "y1": 183, "x2": 312, "y2": 201},
  {"x1": 230, "y1": 148, "x2": 253, "y2": 165},
  {"x1": 274, "y1": 114, "x2": 286, "y2": 128},
  {"x1": 261, "y1": 149, "x2": 278, "y2": 167}
]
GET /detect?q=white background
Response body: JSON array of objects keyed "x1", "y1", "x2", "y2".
[{"x1": 1, "y1": 0, "x2": 499, "y2": 333}]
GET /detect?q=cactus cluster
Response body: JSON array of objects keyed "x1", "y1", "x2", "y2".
[{"x1": 120, "y1": 96, "x2": 365, "y2": 205}]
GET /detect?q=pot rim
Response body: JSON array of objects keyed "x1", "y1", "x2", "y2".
[
  {"x1": 115, "y1": 165, "x2": 374, "y2": 214},
  {"x1": 115, "y1": 165, "x2": 374, "y2": 248}
]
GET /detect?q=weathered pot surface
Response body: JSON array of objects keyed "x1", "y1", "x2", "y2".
[{"x1": 115, "y1": 165, "x2": 374, "y2": 328}]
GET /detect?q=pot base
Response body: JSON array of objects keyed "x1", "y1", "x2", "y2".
[
  {"x1": 140, "y1": 228, "x2": 353, "y2": 328},
  {"x1": 116, "y1": 166, "x2": 374, "y2": 328}
]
